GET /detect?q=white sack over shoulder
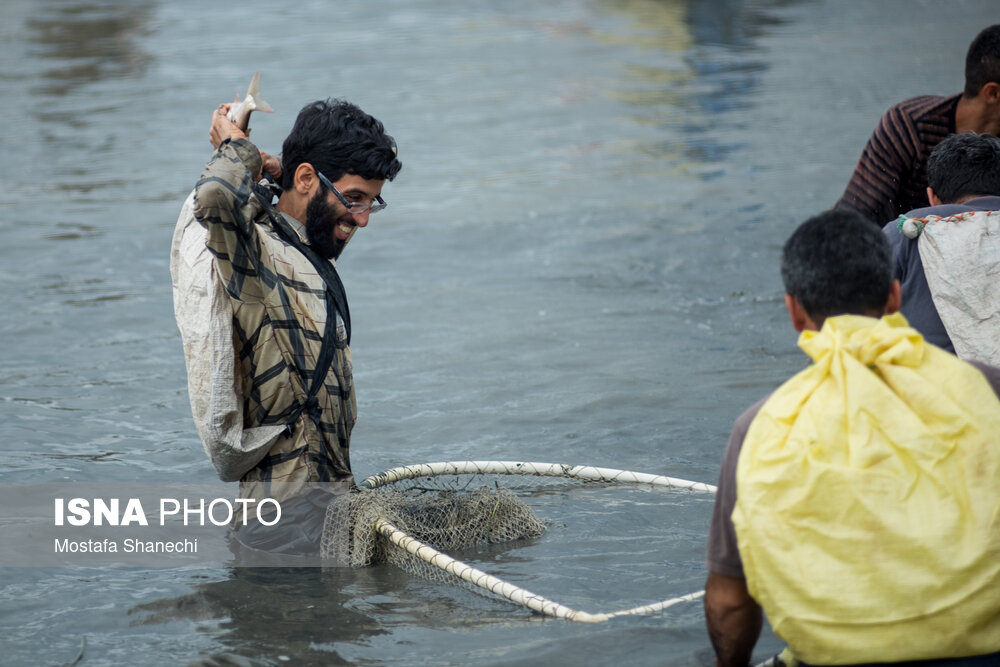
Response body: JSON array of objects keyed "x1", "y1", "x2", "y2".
[
  {"x1": 169, "y1": 190, "x2": 283, "y2": 481},
  {"x1": 918, "y1": 210, "x2": 1000, "y2": 365}
]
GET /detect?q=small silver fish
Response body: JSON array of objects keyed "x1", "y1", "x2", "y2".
[{"x1": 226, "y1": 72, "x2": 273, "y2": 132}]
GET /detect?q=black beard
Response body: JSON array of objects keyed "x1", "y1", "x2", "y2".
[{"x1": 304, "y1": 189, "x2": 353, "y2": 260}]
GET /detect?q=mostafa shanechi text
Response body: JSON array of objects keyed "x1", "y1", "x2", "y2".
[{"x1": 54, "y1": 538, "x2": 199, "y2": 554}]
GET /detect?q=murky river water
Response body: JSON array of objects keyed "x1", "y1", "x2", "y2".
[{"x1": 0, "y1": 0, "x2": 993, "y2": 664}]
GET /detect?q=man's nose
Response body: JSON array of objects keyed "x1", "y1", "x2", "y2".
[{"x1": 352, "y1": 209, "x2": 371, "y2": 227}]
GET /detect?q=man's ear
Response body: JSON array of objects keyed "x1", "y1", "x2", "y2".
[
  {"x1": 884, "y1": 280, "x2": 902, "y2": 315},
  {"x1": 293, "y1": 163, "x2": 319, "y2": 196},
  {"x1": 785, "y1": 294, "x2": 815, "y2": 332},
  {"x1": 926, "y1": 186, "x2": 943, "y2": 207},
  {"x1": 981, "y1": 81, "x2": 1000, "y2": 105}
]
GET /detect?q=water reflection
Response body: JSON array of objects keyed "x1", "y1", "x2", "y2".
[
  {"x1": 685, "y1": 0, "x2": 799, "y2": 47},
  {"x1": 42, "y1": 223, "x2": 101, "y2": 241},
  {"x1": 19, "y1": 1, "x2": 155, "y2": 200},
  {"x1": 131, "y1": 567, "x2": 389, "y2": 666},
  {"x1": 129, "y1": 563, "x2": 534, "y2": 666},
  {"x1": 596, "y1": 0, "x2": 692, "y2": 50},
  {"x1": 601, "y1": 0, "x2": 800, "y2": 169},
  {"x1": 27, "y1": 1, "x2": 152, "y2": 96}
]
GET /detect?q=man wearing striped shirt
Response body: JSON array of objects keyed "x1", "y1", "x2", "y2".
[{"x1": 835, "y1": 24, "x2": 1000, "y2": 225}]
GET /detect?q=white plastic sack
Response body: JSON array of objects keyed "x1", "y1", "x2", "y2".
[
  {"x1": 169, "y1": 191, "x2": 283, "y2": 481},
  {"x1": 917, "y1": 210, "x2": 1000, "y2": 365}
]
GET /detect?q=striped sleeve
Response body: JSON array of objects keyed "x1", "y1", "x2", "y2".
[
  {"x1": 836, "y1": 103, "x2": 922, "y2": 225},
  {"x1": 193, "y1": 139, "x2": 275, "y2": 303},
  {"x1": 835, "y1": 95, "x2": 957, "y2": 225}
]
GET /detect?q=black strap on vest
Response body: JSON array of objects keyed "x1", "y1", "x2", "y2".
[{"x1": 254, "y1": 183, "x2": 351, "y2": 435}]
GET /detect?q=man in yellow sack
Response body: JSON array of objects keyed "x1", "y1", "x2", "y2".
[{"x1": 704, "y1": 209, "x2": 1000, "y2": 667}]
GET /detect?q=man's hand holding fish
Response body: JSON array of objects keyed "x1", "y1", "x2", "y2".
[{"x1": 208, "y1": 102, "x2": 280, "y2": 181}]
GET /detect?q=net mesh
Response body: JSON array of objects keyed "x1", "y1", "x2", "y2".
[{"x1": 321, "y1": 481, "x2": 547, "y2": 570}]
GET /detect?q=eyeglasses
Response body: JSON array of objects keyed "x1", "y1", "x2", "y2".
[{"x1": 316, "y1": 170, "x2": 387, "y2": 215}]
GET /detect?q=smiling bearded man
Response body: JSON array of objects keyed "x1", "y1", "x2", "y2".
[{"x1": 173, "y1": 98, "x2": 401, "y2": 556}]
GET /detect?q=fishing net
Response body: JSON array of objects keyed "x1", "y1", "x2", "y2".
[
  {"x1": 319, "y1": 461, "x2": 715, "y2": 622},
  {"x1": 328, "y1": 482, "x2": 546, "y2": 569}
]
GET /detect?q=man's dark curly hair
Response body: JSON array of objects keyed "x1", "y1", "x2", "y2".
[
  {"x1": 280, "y1": 98, "x2": 401, "y2": 190},
  {"x1": 927, "y1": 132, "x2": 1000, "y2": 203}
]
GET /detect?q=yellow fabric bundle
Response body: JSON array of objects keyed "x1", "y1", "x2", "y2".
[{"x1": 733, "y1": 313, "x2": 1000, "y2": 664}]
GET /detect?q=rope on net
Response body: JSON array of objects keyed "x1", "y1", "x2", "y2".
[{"x1": 351, "y1": 460, "x2": 715, "y2": 623}]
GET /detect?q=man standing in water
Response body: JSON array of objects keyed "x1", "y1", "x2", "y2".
[
  {"x1": 704, "y1": 210, "x2": 1000, "y2": 665},
  {"x1": 835, "y1": 24, "x2": 1000, "y2": 225},
  {"x1": 180, "y1": 99, "x2": 401, "y2": 553}
]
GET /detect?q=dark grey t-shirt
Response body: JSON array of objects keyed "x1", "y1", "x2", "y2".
[{"x1": 706, "y1": 359, "x2": 1000, "y2": 578}]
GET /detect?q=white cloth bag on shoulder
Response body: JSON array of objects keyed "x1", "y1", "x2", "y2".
[
  {"x1": 915, "y1": 210, "x2": 1000, "y2": 365},
  {"x1": 169, "y1": 191, "x2": 283, "y2": 481}
]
